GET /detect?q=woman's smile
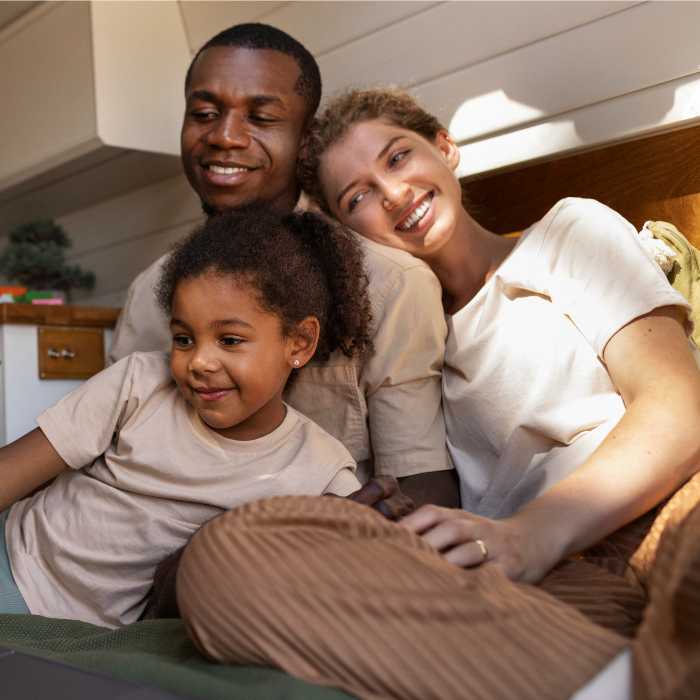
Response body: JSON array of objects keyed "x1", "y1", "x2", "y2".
[
  {"x1": 320, "y1": 119, "x2": 463, "y2": 258},
  {"x1": 395, "y1": 191, "x2": 435, "y2": 233}
]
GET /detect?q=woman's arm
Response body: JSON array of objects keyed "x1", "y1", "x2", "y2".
[
  {"x1": 0, "y1": 428, "x2": 69, "y2": 511},
  {"x1": 401, "y1": 306, "x2": 700, "y2": 582}
]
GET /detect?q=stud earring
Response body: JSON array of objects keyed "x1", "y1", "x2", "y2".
[{"x1": 293, "y1": 359, "x2": 301, "y2": 368}]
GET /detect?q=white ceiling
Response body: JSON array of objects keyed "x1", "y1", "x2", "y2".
[{"x1": 0, "y1": 1, "x2": 39, "y2": 31}]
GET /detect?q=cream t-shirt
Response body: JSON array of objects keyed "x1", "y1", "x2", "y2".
[
  {"x1": 6, "y1": 352, "x2": 359, "y2": 628},
  {"x1": 444, "y1": 198, "x2": 694, "y2": 518},
  {"x1": 108, "y1": 235, "x2": 449, "y2": 482}
]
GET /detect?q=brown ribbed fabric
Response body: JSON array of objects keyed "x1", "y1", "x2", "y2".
[
  {"x1": 632, "y1": 473, "x2": 700, "y2": 700},
  {"x1": 178, "y1": 496, "x2": 625, "y2": 700},
  {"x1": 537, "y1": 506, "x2": 659, "y2": 638}
]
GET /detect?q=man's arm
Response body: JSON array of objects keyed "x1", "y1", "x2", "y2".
[
  {"x1": 399, "y1": 470, "x2": 460, "y2": 509},
  {"x1": 361, "y1": 250, "x2": 453, "y2": 499}
]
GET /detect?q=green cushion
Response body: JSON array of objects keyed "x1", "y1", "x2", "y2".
[{"x1": 0, "y1": 614, "x2": 353, "y2": 699}]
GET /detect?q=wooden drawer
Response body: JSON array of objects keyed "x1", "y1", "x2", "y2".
[{"x1": 38, "y1": 326, "x2": 105, "y2": 380}]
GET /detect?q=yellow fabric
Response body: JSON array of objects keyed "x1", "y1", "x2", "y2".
[{"x1": 646, "y1": 220, "x2": 700, "y2": 347}]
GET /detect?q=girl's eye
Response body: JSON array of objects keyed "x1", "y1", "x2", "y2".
[
  {"x1": 348, "y1": 191, "x2": 366, "y2": 213},
  {"x1": 389, "y1": 149, "x2": 410, "y2": 167},
  {"x1": 173, "y1": 334, "x2": 192, "y2": 348},
  {"x1": 220, "y1": 336, "x2": 243, "y2": 347}
]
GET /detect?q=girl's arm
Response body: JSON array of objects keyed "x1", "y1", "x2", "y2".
[
  {"x1": 0, "y1": 428, "x2": 69, "y2": 512},
  {"x1": 401, "y1": 306, "x2": 700, "y2": 583}
]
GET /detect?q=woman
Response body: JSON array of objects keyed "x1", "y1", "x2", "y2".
[{"x1": 298, "y1": 88, "x2": 700, "y2": 584}]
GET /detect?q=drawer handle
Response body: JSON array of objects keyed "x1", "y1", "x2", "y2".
[{"x1": 48, "y1": 347, "x2": 76, "y2": 360}]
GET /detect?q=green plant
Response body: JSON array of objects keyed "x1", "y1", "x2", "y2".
[{"x1": 0, "y1": 220, "x2": 95, "y2": 295}]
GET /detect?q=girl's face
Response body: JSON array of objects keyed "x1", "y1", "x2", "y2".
[
  {"x1": 319, "y1": 119, "x2": 463, "y2": 259},
  {"x1": 169, "y1": 272, "x2": 302, "y2": 440}
]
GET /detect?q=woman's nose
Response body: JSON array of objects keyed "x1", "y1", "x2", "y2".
[
  {"x1": 381, "y1": 181, "x2": 410, "y2": 211},
  {"x1": 206, "y1": 111, "x2": 251, "y2": 149}
]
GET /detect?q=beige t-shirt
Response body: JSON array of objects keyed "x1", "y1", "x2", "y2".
[
  {"x1": 6, "y1": 351, "x2": 359, "y2": 628},
  {"x1": 444, "y1": 198, "x2": 694, "y2": 518},
  {"x1": 108, "y1": 235, "x2": 450, "y2": 482}
]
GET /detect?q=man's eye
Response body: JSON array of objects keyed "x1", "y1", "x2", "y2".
[
  {"x1": 348, "y1": 191, "x2": 366, "y2": 213},
  {"x1": 190, "y1": 109, "x2": 218, "y2": 121},
  {"x1": 389, "y1": 149, "x2": 409, "y2": 167},
  {"x1": 220, "y1": 336, "x2": 243, "y2": 347},
  {"x1": 173, "y1": 335, "x2": 192, "y2": 348},
  {"x1": 249, "y1": 113, "x2": 278, "y2": 124}
]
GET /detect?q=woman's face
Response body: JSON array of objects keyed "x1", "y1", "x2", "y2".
[{"x1": 319, "y1": 119, "x2": 463, "y2": 258}]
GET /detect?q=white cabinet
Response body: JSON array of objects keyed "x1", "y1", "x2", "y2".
[
  {"x1": 0, "y1": 1, "x2": 191, "y2": 236},
  {"x1": 0, "y1": 304, "x2": 118, "y2": 445}
]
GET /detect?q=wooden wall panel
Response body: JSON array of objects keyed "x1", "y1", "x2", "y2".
[
  {"x1": 318, "y1": 2, "x2": 631, "y2": 100},
  {"x1": 462, "y1": 123, "x2": 700, "y2": 248},
  {"x1": 59, "y1": 174, "x2": 201, "y2": 307},
  {"x1": 179, "y1": 1, "x2": 435, "y2": 56},
  {"x1": 417, "y1": 2, "x2": 700, "y2": 144}
]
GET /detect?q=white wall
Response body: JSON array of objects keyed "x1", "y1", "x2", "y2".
[{"x1": 54, "y1": 0, "x2": 700, "y2": 307}]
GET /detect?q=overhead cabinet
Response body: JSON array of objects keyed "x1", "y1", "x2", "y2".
[{"x1": 0, "y1": 1, "x2": 191, "y2": 234}]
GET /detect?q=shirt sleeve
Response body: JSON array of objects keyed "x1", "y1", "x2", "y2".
[
  {"x1": 37, "y1": 355, "x2": 142, "y2": 469},
  {"x1": 323, "y1": 467, "x2": 362, "y2": 497},
  {"x1": 540, "y1": 198, "x2": 692, "y2": 357},
  {"x1": 361, "y1": 262, "x2": 450, "y2": 478},
  {"x1": 108, "y1": 256, "x2": 171, "y2": 364}
]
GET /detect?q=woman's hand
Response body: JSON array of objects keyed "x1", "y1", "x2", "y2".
[{"x1": 399, "y1": 505, "x2": 561, "y2": 583}]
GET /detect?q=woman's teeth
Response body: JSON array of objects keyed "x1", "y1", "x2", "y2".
[
  {"x1": 208, "y1": 165, "x2": 249, "y2": 175},
  {"x1": 398, "y1": 198, "x2": 431, "y2": 231}
]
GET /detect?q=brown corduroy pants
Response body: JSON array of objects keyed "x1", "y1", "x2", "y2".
[
  {"x1": 177, "y1": 496, "x2": 627, "y2": 700},
  {"x1": 178, "y1": 473, "x2": 700, "y2": 700}
]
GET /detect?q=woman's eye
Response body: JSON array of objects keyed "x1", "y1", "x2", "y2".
[
  {"x1": 220, "y1": 336, "x2": 243, "y2": 347},
  {"x1": 389, "y1": 149, "x2": 409, "y2": 167},
  {"x1": 173, "y1": 335, "x2": 192, "y2": 348},
  {"x1": 348, "y1": 191, "x2": 365, "y2": 213}
]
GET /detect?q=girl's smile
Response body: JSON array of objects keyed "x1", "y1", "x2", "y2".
[{"x1": 169, "y1": 272, "x2": 296, "y2": 440}]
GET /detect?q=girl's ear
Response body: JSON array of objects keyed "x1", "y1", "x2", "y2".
[
  {"x1": 286, "y1": 316, "x2": 321, "y2": 370},
  {"x1": 435, "y1": 130, "x2": 460, "y2": 172}
]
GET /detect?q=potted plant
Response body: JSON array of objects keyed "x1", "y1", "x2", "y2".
[{"x1": 0, "y1": 220, "x2": 95, "y2": 303}]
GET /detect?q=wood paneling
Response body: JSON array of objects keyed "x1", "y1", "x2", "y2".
[
  {"x1": 319, "y1": 2, "x2": 632, "y2": 101},
  {"x1": 417, "y1": 2, "x2": 698, "y2": 144},
  {"x1": 462, "y1": 123, "x2": 700, "y2": 247}
]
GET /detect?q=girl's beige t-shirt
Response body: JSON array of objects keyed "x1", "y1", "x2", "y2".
[
  {"x1": 444, "y1": 198, "x2": 695, "y2": 519},
  {"x1": 6, "y1": 351, "x2": 359, "y2": 628}
]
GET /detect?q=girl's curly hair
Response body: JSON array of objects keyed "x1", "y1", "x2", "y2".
[
  {"x1": 156, "y1": 206, "x2": 372, "y2": 362},
  {"x1": 298, "y1": 88, "x2": 445, "y2": 214}
]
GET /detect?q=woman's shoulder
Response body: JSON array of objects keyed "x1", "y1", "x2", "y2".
[{"x1": 526, "y1": 197, "x2": 636, "y2": 253}]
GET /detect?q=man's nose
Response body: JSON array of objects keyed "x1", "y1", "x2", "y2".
[{"x1": 206, "y1": 111, "x2": 251, "y2": 149}]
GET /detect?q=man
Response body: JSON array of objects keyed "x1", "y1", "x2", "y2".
[{"x1": 110, "y1": 23, "x2": 456, "y2": 505}]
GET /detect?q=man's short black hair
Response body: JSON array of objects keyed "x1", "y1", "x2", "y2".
[{"x1": 185, "y1": 23, "x2": 322, "y2": 123}]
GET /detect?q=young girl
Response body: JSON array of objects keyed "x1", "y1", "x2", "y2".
[
  {"x1": 298, "y1": 89, "x2": 700, "y2": 584},
  {"x1": 0, "y1": 207, "x2": 371, "y2": 627}
]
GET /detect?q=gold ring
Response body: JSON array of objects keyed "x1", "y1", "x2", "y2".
[{"x1": 474, "y1": 539, "x2": 488, "y2": 562}]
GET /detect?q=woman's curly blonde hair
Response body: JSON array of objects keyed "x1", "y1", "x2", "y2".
[{"x1": 298, "y1": 88, "x2": 445, "y2": 214}]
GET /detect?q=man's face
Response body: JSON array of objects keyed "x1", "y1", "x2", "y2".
[{"x1": 181, "y1": 47, "x2": 308, "y2": 213}]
